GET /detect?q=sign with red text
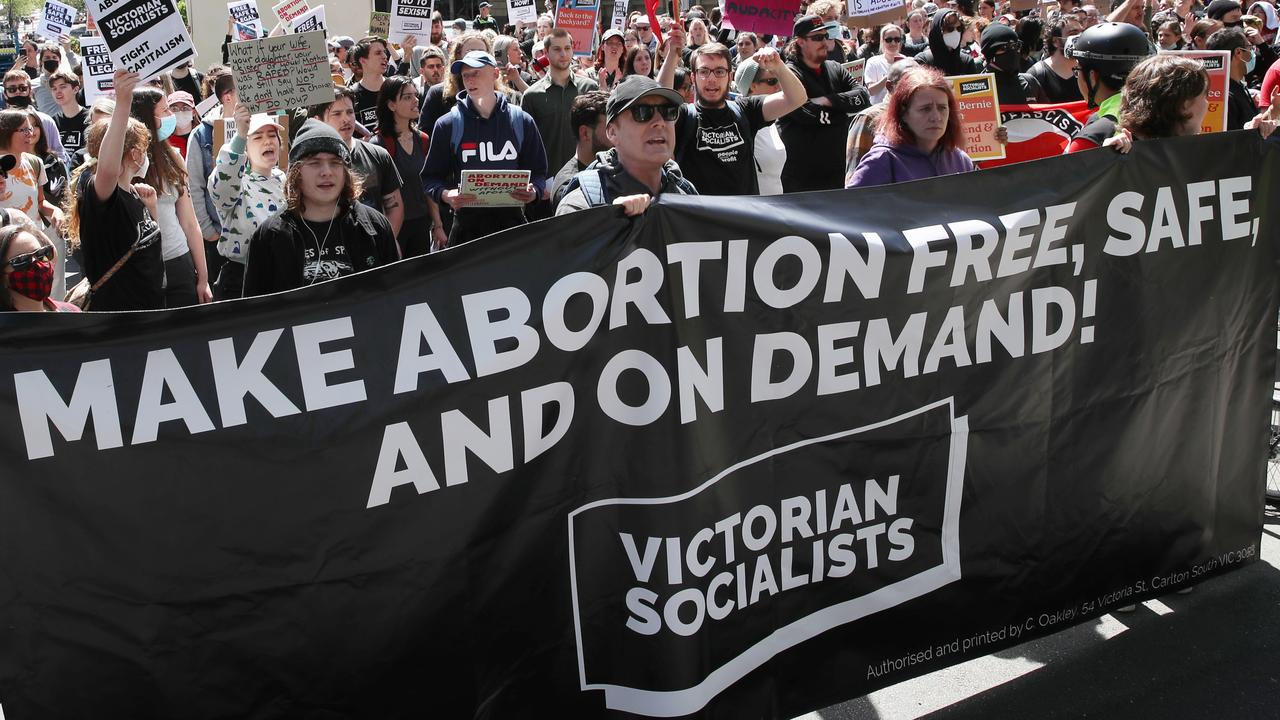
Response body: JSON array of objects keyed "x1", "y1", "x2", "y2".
[
  {"x1": 271, "y1": 0, "x2": 310, "y2": 25},
  {"x1": 556, "y1": 0, "x2": 601, "y2": 55},
  {"x1": 723, "y1": 0, "x2": 799, "y2": 36},
  {"x1": 948, "y1": 73, "x2": 1006, "y2": 161},
  {"x1": 1166, "y1": 50, "x2": 1229, "y2": 133},
  {"x1": 460, "y1": 169, "x2": 533, "y2": 206}
]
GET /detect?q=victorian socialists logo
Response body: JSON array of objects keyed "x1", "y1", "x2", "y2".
[{"x1": 567, "y1": 398, "x2": 968, "y2": 717}]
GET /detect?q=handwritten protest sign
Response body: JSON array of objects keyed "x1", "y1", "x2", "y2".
[
  {"x1": 460, "y1": 170, "x2": 532, "y2": 206},
  {"x1": 39, "y1": 0, "x2": 77, "y2": 40},
  {"x1": 226, "y1": 31, "x2": 333, "y2": 115},
  {"x1": 948, "y1": 73, "x2": 1006, "y2": 161},
  {"x1": 227, "y1": 1, "x2": 263, "y2": 38},
  {"x1": 370, "y1": 11, "x2": 391, "y2": 37},
  {"x1": 846, "y1": 0, "x2": 909, "y2": 27},
  {"x1": 390, "y1": 0, "x2": 433, "y2": 45},
  {"x1": 84, "y1": 0, "x2": 195, "y2": 81},
  {"x1": 510, "y1": 0, "x2": 539, "y2": 25},
  {"x1": 80, "y1": 36, "x2": 114, "y2": 106},
  {"x1": 722, "y1": 0, "x2": 796, "y2": 36},
  {"x1": 1167, "y1": 50, "x2": 1230, "y2": 133},
  {"x1": 556, "y1": 0, "x2": 600, "y2": 55},
  {"x1": 290, "y1": 4, "x2": 325, "y2": 33},
  {"x1": 272, "y1": 0, "x2": 310, "y2": 25}
]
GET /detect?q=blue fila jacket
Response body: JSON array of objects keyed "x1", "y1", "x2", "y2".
[{"x1": 421, "y1": 90, "x2": 550, "y2": 204}]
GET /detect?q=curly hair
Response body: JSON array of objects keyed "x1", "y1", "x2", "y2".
[
  {"x1": 878, "y1": 66, "x2": 964, "y2": 152},
  {"x1": 64, "y1": 116, "x2": 151, "y2": 245},
  {"x1": 283, "y1": 160, "x2": 362, "y2": 217},
  {"x1": 1119, "y1": 54, "x2": 1209, "y2": 139}
]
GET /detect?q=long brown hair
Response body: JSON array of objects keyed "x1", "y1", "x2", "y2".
[
  {"x1": 63, "y1": 117, "x2": 151, "y2": 245},
  {"x1": 129, "y1": 86, "x2": 188, "y2": 195}
]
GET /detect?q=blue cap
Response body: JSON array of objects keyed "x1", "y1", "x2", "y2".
[{"x1": 451, "y1": 50, "x2": 498, "y2": 75}]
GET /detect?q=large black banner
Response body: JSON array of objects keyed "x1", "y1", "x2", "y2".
[{"x1": 0, "y1": 132, "x2": 1275, "y2": 719}]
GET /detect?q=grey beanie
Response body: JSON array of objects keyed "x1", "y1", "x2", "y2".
[{"x1": 289, "y1": 118, "x2": 350, "y2": 164}]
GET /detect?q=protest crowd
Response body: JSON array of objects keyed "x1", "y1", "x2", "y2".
[{"x1": 0, "y1": 0, "x2": 1277, "y2": 313}]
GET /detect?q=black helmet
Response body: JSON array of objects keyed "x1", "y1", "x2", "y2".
[{"x1": 1066, "y1": 22, "x2": 1152, "y2": 88}]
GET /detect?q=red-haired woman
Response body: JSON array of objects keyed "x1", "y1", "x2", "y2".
[{"x1": 845, "y1": 66, "x2": 975, "y2": 188}]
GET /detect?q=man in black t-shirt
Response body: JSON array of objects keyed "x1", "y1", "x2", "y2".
[
  {"x1": 349, "y1": 37, "x2": 391, "y2": 133},
  {"x1": 49, "y1": 70, "x2": 90, "y2": 162},
  {"x1": 309, "y1": 87, "x2": 405, "y2": 238},
  {"x1": 658, "y1": 39, "x2": 806, "y2": 195}
]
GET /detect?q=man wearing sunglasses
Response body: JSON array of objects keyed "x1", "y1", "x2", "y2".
[
  {"x1": 654, "y1": 35, "x2": 805, "y2": 196},
  {"x1": 775, "y1": 14, "x2": 870, "y2": 193},
  {"x1": 556, "y1": 76, "x2": 697, "y2": 217}
]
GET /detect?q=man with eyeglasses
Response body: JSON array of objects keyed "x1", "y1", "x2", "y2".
[
  {"x1": 654, "y1": 36, "x2": 804, "y2": 195},
  {"x1": 776, "y1": 14, "x2": 870, "y2": 193},
  {"x1": 1, "y1": 70, "x2": 70, "y2": 169},
  {"x1": 556, "y1": 76, "x2": 697, "y2": 216}
]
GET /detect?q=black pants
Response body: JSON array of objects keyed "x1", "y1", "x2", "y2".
[
  {"x1": 163, "y1": 253, "x2": 198, "y2": 308},
  {"x1": 400, "y1": 214, "x2": 432, "y2": 258},
  {"x1": 214, "y1": 261, "x2": 245, "y2": 301},
  {"x1": 448, "y1": 207, "x2": 526, "y2": 248}
]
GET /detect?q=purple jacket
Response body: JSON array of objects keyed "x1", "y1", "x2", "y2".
[{"x1": 846, "y1": 136, "x2": 976, "y2": 189}]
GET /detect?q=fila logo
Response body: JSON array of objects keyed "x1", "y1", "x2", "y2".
[{"x1": 461, "y1": 140, "x2": 518, "y2": 162}]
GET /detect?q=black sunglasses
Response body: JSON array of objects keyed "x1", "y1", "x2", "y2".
[
  {"x1": 6, "y1": 244, "x2": 53, "y2": 271},
  {"x1": 883, "y1": 36, "x2": 904, "y2": 42},
  {"x1": 627, "y1": 103, "x2": 680, "y2": 122},
  {"x1": 753, "y1": 77, "x2": 780, "y2": 86}
]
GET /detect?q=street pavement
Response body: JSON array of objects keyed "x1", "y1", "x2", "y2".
[{"x1": 802, "y1": 502, "x2": 1280, "y2": 720}]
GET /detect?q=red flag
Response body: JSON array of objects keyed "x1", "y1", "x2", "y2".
[
  {"x1": 646, "y1": 0, "x2": 664, "y2": 43},
  {"x1": 978, "y1": 100, "x2": 1093, "y2": 168}
]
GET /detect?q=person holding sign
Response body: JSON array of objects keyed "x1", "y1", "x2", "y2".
[
  {"x1": 64, "y1": 70, "x2": 164, "y2": 312},
  {"x1": 845, "y1": 66, "x2": 976, "y2": 188},
  {"x1": 242, "y1": 119, "x2": 399, "y2": 296},
  {"x1": 422, "y1": 51, "x2": 548, "y2": 247},
  {"x1": 208, "y1": 105, "x2": 286, "y2": 299}
]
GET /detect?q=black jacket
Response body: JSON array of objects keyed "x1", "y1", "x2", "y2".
[
  {"x1": 916, "y1": 10, "x2": 983, "y2": 76},
  {"x1": 776, "y1": 57, "x2": 871, "y2": 192},
  {"x1": 242, "y1": 203, "x2": 399, "y2": 297}
]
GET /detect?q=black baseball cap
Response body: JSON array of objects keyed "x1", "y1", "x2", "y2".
[
  {"x1": 606, "y1": 75, "x2": 685, "y2": 123},
  {"x1": 794, "y1": 14, "x2": 824, "y2": 37}
]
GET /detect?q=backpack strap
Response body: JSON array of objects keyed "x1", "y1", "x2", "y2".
[
  {"x1": 448, "y1": 103, "x2": 465, "y2": 149},
  {"x1": 508, "y1": 103, "x2": 527, "y2": 149}
]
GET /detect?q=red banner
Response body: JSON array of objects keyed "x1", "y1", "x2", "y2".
[{"x1": 978, "y1": 100, "x2": 1093, "y2": 168}]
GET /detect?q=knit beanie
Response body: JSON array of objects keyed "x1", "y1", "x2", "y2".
[{"x1": 289, "y1": 118, "x2": 350, "y2": 164}]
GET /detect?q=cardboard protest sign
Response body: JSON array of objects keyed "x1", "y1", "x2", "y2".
[
  {"x1": 39, "y1": 0, "x2": 77, "y2": 40},
  {"x1": 390, "y1": 0, "x2": 434, "y2": 45},
  {"x1": 1167, "y1": 50, "x2": 1230, "y2": 133},
  {"x1": 842, "y1": 58, "x2": 866, "y2": 85},
  {"x1": 722, "y1": 0, "x2": 798, "y2": 37},
  {"x1": 460, "y1": 170, "x2": 532, "y2": 206},
  {"x1": 370, "y1": 11, "x2": 391, "y2": 37},
  {"x1": 948, "y1": 73, "x2": 1006, "y2": 161},
  {"x1": 290, "y1": 4, "x2": 325, "y2": 34},
  {"x1": 84, "y1": 0, "x2": 196, "y2": 81},
  {"x1": 227, "y1": 0, "x2": 264, "y2": 38},
  {"x1": 509, "y1": 0, "x2": 539, "y2": 25},
  {"x1": 610, "y1": 0, "x2": 628, "y2": 29},
  {"x1": 846, "y1": 0, "x2": 909, "y2": 28},
  {"x1": 226, "y1": 31, "x2": 333, "y2": 115},
  {"x1": 556, "y1": 0, "x2": 601, "y2": 55},
  {"x1": 272, "y1": 0, "x2": 310, "y2": 25},
  {"x1": 79, "y1": 35, "x2": 114, "y2": 106}
]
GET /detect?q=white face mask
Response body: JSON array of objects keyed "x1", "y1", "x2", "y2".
[
  {"x1": 174, "y1": 110, "x2": 193, "y2": 129},
  {"x1": 943, "y1": 30, "x2": 963, "y2": 49},
  {"x1": 135, "y1": 151, "x2": 149, "y2": 180}
]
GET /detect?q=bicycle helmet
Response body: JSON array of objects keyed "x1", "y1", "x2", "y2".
[{"x1": 1066, "y1": 22, "x2": 1152, "y2": 104}]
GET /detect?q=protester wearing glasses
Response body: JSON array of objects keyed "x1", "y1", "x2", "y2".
[
  {"x1": 846, "y1": 66, "x2": 976, "y2": 189},
  {"x1": 0, "y1": 210, "x2": 78, "y2": 311},
  {"x1": 242, "y1": 119, "x2": 398, "y2": 297},
  {"x1": 776, "y1": 14, "x2": 872, "y2": 193},
  {"x1": 556, "y1": 76, "x2": 697, "y2": 216},
  {"x1": 658, "y1": 39, "x2": 804, "y2": 196},
  {"x1": 1, "y1": 70, "x2": 70, "y2": 169},
  {"x1": 423, "y1": 51, "x2": 548, "y2": 247},
  {"x1": 1028, "y1": 15, "x2": 1085, "y2": 102},
  {"x1": 865, "y1": 25, "x2": 908, "y2": 104},
  {"x1": 0, "y1": 111, "x2": 61, "y2": 229},
  {"x1": 916, "y1": 9, "x2": 984, "y2": 75},
  {"x1": 64, "y1": 70, "x2": 164, "y2": 312}
]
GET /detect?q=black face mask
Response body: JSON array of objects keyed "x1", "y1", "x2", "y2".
[
  {"x1": 42, "y1": 59, "x2": 58, "y2": 73},
  {"x1": 1223, "y1": 20, "x2": 1242, "y2": 27},
  {"x1": 990, "y1": 51, "x2": 1021, "y2": 74},
  {"x1": 5, "y1": 95, "x2": 30, "y2": 108}
]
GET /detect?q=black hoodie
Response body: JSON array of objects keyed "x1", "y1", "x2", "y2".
[{"x1": 915, "y1": 10, "x2": 982, "y2": 76}]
